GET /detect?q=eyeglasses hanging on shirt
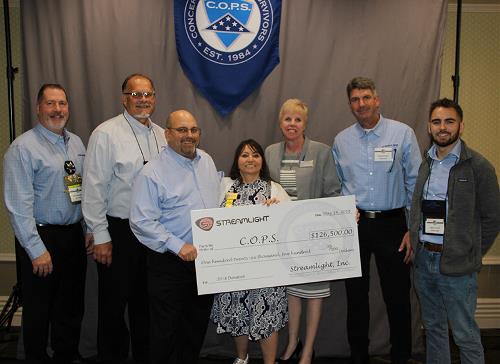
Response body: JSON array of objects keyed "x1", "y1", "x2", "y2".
[{"x1": 123, "y1": 112, "x2": 160, "y2": 165}]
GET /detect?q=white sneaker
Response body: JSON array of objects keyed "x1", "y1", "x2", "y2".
[{"x1": 232, "y1": 354, "x2": 249, "y2": 364}]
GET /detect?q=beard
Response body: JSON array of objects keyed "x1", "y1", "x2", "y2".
[
  {"x1": 132, "y1": 112, "x2": 151, "y2": 119},
  {"x1": 179, "y1": 138, "x2": 198, "y2": 158},
  {"x1": 43, "y1": 113, "x2": 68, "y2": 132},
  {"x1": 432, "y1": 130, "x2": 460, "y2": 147},
  {"x1": 131, "y1": 102, "x2": 153, "y2": 120}
]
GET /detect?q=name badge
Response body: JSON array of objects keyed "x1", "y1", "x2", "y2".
[
  {"x1": 225, "y1": 192, "x2": 238, "y2": 208},
  {"x1": 64, "y1": 174, "x2": 82, "y2": 204},
  {"x1": 374, "y1": 147, "x2": 393, "y2": 162},
  {"x1": 299, "y1": 160, "x2": 314, "y2": 168},
  {"x1": 421, "y1": 200, "x2": 446, "y2": 236},
  {"x1": 424, "y1": 218, "x2": 445, "y2": 235}
]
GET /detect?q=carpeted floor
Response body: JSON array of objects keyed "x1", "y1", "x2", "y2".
[{"x1": 1, "y1": 327, "x2": 499, "y2": 363}]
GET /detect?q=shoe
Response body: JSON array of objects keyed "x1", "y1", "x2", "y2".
[
  {"x1": 71, "y1": 354, "x2": 93, "y2": 364},
  {"x1": 276, "y1": 340, "x2": 303, "y2": 363},
  {"x1": 53, "y1": 353, "x2": 92, "y2": 364},
  {"x1": 297, "y1": 349, "x2": 315, "y2": 364},
  {"x1": 349, "y1": 354, "x2": 369, "y2": 364},
  {"x1": 233, "y1": 354, "x2": 249, "y2": 364}
]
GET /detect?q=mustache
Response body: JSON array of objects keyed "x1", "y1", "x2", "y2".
[{"x1": 48, "y1": 112, "x2": 65, "y2": 118}]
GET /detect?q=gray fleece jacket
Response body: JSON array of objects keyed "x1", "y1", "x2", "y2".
[{"x1": 409, "y1": 140, "x2": 500, "y2": 276}]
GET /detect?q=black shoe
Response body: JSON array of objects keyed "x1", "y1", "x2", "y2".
[
  {"x1": 70, "y1": 355, "x2": 87, "y2": 364},
  {"x1": 52, "y1": 354, "x2": 92, "y2": 364},
  {"x1": 349, "y1": 353, "x2": 369, "y2": 364},
  {"x1": 276, "y1": 340, "x2": 303, "y2": 363},
  {"x1": 297, "y1": 349, "x2": 316, "y2": 364}
]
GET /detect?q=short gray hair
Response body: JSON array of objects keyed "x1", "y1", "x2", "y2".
[{"x1": 346, "y1": 77, "x2": 377, "y2": 99}]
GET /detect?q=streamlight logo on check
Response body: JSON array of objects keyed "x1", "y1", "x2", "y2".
[
  {"x1": 195, "y1": 217, "x2": 215, "y2": 231},
  {"x1": 184, "y1": 0, "x2": 273, "y2": 65}
]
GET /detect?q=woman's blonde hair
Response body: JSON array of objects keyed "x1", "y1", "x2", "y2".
[{"x1": 278, "y1": 98, "x2": 308, "y2": 124}]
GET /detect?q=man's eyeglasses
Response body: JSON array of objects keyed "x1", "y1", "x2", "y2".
[
  {"x1": 168, "y1": 127, "x2": 201, "y2": 135},
  {"x1": 123, "y1": 91, "x2": 156, "y2": 99}
]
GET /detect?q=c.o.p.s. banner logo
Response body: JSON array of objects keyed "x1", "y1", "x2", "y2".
[
  {"x1": 186, "y1": 0, "x2": 272, "y2": 65},
  {"x1": 174, "y1": 0, "x2": 281, "y2": 116}
]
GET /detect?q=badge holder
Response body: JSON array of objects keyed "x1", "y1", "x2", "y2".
[
  {"x1": 225, "y1": 192, "x2": 238, "y2": 208},
  {"x1": 421, "y1": 200, "x2": 446, "y2": 235},
  {"x1": 63, "y1": 160, "x2": 82, "y2": 204}
]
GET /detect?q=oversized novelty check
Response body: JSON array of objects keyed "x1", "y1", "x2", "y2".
[{"x1": 191, "y1": 195, "x2": 361, "y2": 295}]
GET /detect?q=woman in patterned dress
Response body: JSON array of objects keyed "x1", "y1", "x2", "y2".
[{"x1": 211, "y1": 139, "x2": 290, "y2": 364}]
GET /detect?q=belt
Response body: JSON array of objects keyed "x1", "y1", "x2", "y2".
[
  {"x1": 358, "y1": 208, "x2": 404, "y2": 219},
  {"x1": 419, "y1": 241, "x2": 443, "y2": 253},
  {"x1": 36, "y1": 222, "x2": 81, "y2": 229}
]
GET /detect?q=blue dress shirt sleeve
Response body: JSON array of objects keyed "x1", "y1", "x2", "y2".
[
  {"x1": 401, "y1": 127, "x2": 422, "y2": 210},
  {"x1": 3, "y1": 143, "x2": 47, "y2": 260},
  {"x1": 129, "y1": 171, "x2": 185, "y2": 255},
  {"x1": 82, "y1": 128, "x2": 114, "y2": 245}
]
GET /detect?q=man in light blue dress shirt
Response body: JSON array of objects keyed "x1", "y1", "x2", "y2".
[
  {"x1": 409, "y1": 98, "x2": 499, "y2": 364},
  {"x1": 3, "y1": 84, "x2": 93, "y2": 364},
  {"x1": 130, "y1": 110, "x2": 220, "y2": 364},
  {"x1": 332, "y1": 77, "x2": 421, "y2": 364},
  {"x1": 82, "y1": 74, "x2": 167, "y2": 364}
]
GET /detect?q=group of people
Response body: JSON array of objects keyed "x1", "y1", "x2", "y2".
[{"x1": 3, "y1": 74, "x2": 499, "y2": 364}]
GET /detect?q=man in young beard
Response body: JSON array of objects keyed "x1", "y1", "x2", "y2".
[{"x1": 409, "y1": 98, "x2": 499, "y2": 364}]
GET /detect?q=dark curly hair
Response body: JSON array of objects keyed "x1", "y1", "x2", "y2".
[{"x1": 429, "y1": 98, "x2": 463, "y2": 121}]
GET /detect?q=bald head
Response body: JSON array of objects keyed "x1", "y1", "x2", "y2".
[
  {"x1": 165, "y1": 110, "x2": 201, "y2": 159},
  {"x1": 166, "y1": 110, "x2": 196, "y2": 128}
]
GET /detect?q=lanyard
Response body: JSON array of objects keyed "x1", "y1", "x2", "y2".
[
  {"x1": 123, "y1": 112, "x2": 159, "y2": 164},
  {"x1": 424, "y1": 156, "x2": 458, "y2": 200}
]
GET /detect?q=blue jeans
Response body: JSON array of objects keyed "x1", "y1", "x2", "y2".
[{"x1": 414, "y1": 245, "x2": 484, "y2": 364}]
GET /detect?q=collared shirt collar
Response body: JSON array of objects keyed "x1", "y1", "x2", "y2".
[
  {"x1": 354, "y1": 114, "x2": 385, "y2": 138},
  {"x1": 165, "y1": 144, "x2": 201, "y2": 165},
  {"x1": 428, "y1": 139, "x2": 462, "y2": 161},
  {"x1": 123, "y1": 109, "x2": 152, "y2": 131},
  {"x1": 35, "y1": 123, "x2": 69, "y2": 145}
]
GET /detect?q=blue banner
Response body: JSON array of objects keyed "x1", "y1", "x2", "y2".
[{"x1": 174, "y1": 0, "x2": 281, "y2": 116}]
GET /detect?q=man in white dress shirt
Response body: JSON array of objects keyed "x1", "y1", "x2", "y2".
[{"x1": 82, "y1": 74, "x2": 166, "y2": 364}]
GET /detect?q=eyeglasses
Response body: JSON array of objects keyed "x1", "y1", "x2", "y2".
[
  {"x1": 122, "y1": 91, "x2": 156, "y2": 99},
  {"x1": 168, "y1": 127, "x2": 201, "y2": 135}
]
